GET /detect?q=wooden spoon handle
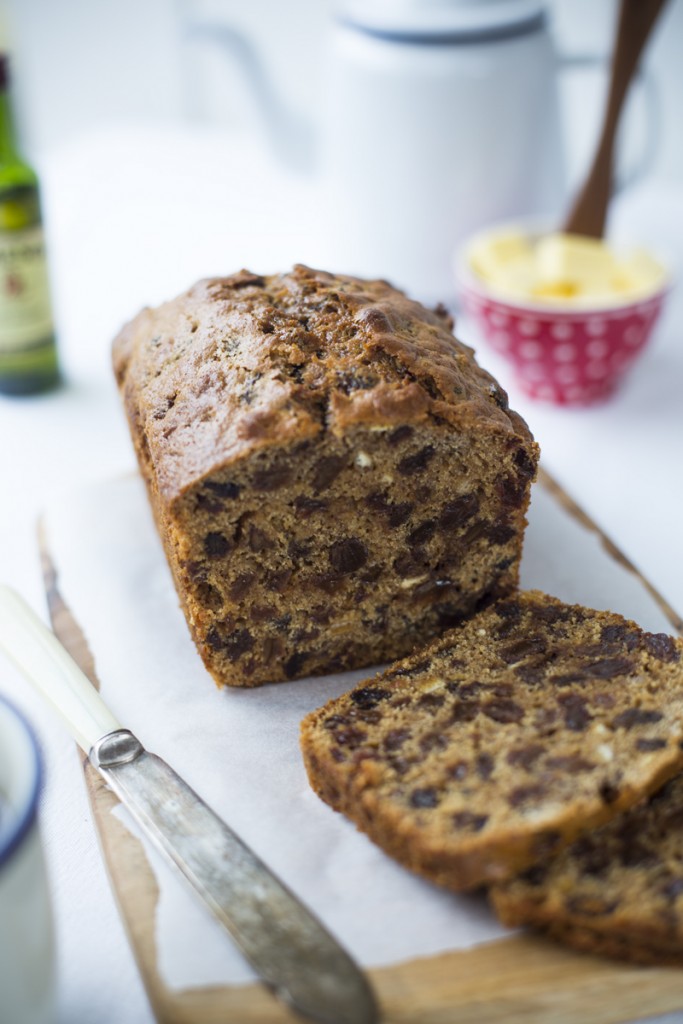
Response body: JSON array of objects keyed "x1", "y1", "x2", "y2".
[{"x1": 564, "y1": 0, "x2": 668, "y2": 238}]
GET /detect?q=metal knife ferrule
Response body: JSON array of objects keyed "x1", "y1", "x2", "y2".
[{"x1": 90, "y1": 729, "x2": 145, "y2": 769}]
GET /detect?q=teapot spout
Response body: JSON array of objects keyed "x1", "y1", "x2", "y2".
[{"x1": 184, "y1": 21, "x2": 316, "y2": 173}]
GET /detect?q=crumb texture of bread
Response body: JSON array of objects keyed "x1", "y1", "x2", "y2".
[
  {"x1": 112, "y1": 265, "x2": 538, "y2": 687},
  {"x1": 490, "y1": 773, "x2": 683, "y2": 966},
  {"x1": 300, "y1": 591, "x2": 683, "y2": 891}
]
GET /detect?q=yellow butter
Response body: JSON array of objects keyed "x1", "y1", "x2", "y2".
[
  {"x1": 535, "y1": 234, "x2": 616, "y2": 291},
  {"x1": 468, "y1": 229, "x2": 666, "y2": 306},
  {"x1": 468, "y1": 231, "x2": 533, "y2": 282}
]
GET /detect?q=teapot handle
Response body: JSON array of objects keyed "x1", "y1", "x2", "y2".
[
  {"x1": 558, "y1": 52, "x2": 659, "y2": 196},
  {"x1": 184, "y1": 20, "x2": 315, "y2": 173}
]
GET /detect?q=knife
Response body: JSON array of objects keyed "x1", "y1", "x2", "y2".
[{"x1": 0, "y1": 586, "x2": 378, "y2": 1024}]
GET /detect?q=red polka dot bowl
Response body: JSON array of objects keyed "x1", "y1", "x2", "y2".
[{"x1": 454, "y1": 236, "x2": 671, "y2": 406}]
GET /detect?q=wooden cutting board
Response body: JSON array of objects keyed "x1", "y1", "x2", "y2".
[{"x1": 40, "y1": 470, "x2": 683, "y2": 1024}]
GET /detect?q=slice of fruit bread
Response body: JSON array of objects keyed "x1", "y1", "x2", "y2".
[{"x1": 300, "y1": 591, "x2": 683, "y2": 891}]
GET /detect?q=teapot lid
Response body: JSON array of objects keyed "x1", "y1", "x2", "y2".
[{"x1": 338, "y1": 0, "x2": 546, "y2": 40}]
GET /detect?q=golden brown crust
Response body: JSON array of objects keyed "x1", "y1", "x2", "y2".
[
  {"x1": 300, "y1": 592, "x2": 683, "y2": 890},
  {"x1": 537, "y1": 923, "x2": 683, "y2": 966},
  {"x1": 112, "y1": 265, "x2": 534, "y2": 504}
]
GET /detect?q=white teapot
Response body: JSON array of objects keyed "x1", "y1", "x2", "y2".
[{"x1": 185, "y1": 0, "x2": 655, "y2": 302}]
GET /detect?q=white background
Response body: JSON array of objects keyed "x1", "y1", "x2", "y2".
[{"x1": 0, "y1": 2, "x2": 682, "y2": 1023}]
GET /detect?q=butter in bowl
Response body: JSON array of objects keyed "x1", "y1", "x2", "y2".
[{"x1": 455, "y1": 224, "x2": 671, "y2": 406}]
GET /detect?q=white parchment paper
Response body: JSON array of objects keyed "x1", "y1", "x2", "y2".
[{"x1": 43, "y1": 474, "x2": 674, "y2": 991}]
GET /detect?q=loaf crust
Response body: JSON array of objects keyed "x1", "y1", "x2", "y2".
[
  {"x1": 490, "y1": 773, "x2": 683, "y2": 966},
  {"x1": 113, "y1": 265, "x2": 538, "y2": 686},
  {"x1": 300, "y1": 591, "x2": 683, "y2": 891}
]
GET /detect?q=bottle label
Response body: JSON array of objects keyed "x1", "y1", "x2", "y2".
[{"x1": 0, "y1": 225, "x2": 54, "y2": 352}]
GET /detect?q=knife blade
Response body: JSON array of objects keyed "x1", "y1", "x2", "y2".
[{"x1": 0, "y1": 586, "x2": 378, "y2": 1024}]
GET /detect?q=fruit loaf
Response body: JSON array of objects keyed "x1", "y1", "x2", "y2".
[{"x1": 113, "y1": 265, "x2": 538, "y2": 687}]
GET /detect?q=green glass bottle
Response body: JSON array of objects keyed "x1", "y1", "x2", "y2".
[{"x1": 0, "y1": 51, "x2": 59, "y2": 395}]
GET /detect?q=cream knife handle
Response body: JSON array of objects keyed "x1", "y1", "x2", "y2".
[{"x1": 0, "y1": 586, "x2": 121, "y2": 753}]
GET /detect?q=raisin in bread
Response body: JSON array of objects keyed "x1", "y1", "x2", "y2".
[
  {"x1": 300, "y1": 591, "x2": 683, "y2": 891},
  {"x1": 491, "y1": 773, "x2": 683, "y2": 965},
  {"x1": 112, "y1": 265, "x2": 538, "y2": 687}
]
